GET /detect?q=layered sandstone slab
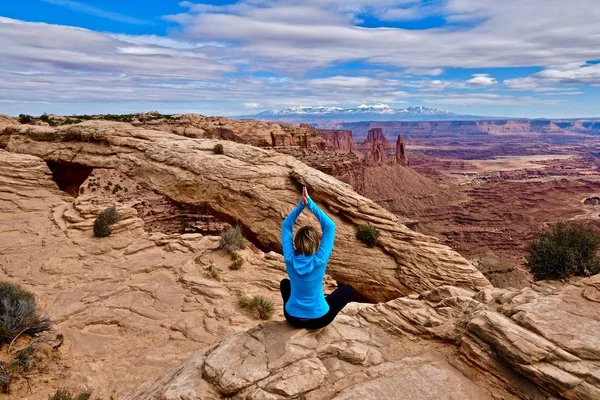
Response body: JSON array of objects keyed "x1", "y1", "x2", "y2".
[
  {"x1": 1, "y1": 121, "x2": 490, "y2": 301},
  {"x1": 125, "y1": 312, "x2": 510, "y2": 400},
  {"x1": 0, "y1": 150, "x2": 291, "y2": 398},
  {"x1": 129, "y1": 276, "x2": 600, "y2": 400}
]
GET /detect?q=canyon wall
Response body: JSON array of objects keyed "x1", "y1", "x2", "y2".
[
  {"x1": 277, "y1": 128, "x2": 458, "y2": 218},
  {"x1": 138, "y1": 115, "x2": 354, "y2": 151},
  {"x1": 328, "y1": 120, "x2": 600, "y2": 140}
]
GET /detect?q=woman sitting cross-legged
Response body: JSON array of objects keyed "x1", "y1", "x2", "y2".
[{"x1": 280, "y1": 186, "x2": 354, "y2": 329}]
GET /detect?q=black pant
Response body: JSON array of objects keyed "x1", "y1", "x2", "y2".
[{"x1": 280, "y1": 278, "x2": 353, "y2": 329}]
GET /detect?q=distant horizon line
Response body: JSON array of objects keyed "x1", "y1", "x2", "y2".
[{"x1": 4, "y1": 110, "x2": 600, "y2": 122}]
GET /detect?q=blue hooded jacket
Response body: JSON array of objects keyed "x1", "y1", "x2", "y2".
[{"x1": 282, "y1": 197, "x2": 336, "y2": 319}]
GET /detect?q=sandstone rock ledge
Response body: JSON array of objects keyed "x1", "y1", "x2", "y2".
[
  {"x1": 1, "y1": 121, "x2": 491, "y2": 302},
  {"x1": 127, "y1": 277, "x2": 600, "y2": 400},
  {"x1": 0, "y1": 150, "x2": 290, "y2": 398}
]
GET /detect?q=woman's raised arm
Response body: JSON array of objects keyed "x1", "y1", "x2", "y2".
[
  {"x1": 282, "y1": 198, "x2": 305, "y2": 261},
  {"x1": 306, "y1": 196, "x2": 336, "y2": 264}
]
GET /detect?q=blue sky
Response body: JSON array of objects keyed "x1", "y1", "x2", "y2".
[{"x1": 1, "y1": 0, "x2": 599, "y2": 118}]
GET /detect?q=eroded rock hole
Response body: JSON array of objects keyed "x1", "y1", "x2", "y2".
[
  {"x1": 45, "y1": 161, "x2": 93, "y2": 197},
  {"x1": 80, "y1": 167, "x2": 231, "y2": 236},
  {"x1": 584, "y1": 196, "x2": 600, "y2": 206}
]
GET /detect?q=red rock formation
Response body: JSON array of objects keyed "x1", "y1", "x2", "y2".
[
  {"x1": 294, "y1": 124, "x2": 354, "y2": 151},
  {"x1": 396, "y1": 134, "x2": 409, "y2": 166},
  {"x1": 318, "y1": 129, "x2": 354, "y2": 152},
  {"x1": 359, "y1": 128, "x2": 409, "y2": 168},
  {"x1": 363, "y1": 141, "x2": 389, "y2": 167},
  {"x1": 364, "y1": 127, "x2": 387, "y2": 143}
]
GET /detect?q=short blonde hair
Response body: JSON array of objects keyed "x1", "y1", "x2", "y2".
[{"x1": 294, "y1": 226, "x2": 320, "y2": 255}]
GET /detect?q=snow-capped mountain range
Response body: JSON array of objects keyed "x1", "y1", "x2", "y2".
[{"x1": 238, "y1": 104, "x2": 486, "y2": 122}]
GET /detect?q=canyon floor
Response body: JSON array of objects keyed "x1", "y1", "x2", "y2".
[{"x1": 404, "y1": 135, "x2": 600, "y2": 289}]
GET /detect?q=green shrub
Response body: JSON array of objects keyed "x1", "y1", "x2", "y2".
[
  {"x1": 229, "y1": 252, "x2": 244, "y2": 270},
  {"x1": 356, "y1": 224, "x2": 380, "y2": 248},
  {"x1": 239, "y1": 295, "x2": 274, "y2": 320},
  {"x1": 526, "y1": 222, "x2": 600, "y2": 281},
  {"x1": 10, "y1": 346, "x2": 36, "y2": 373},
  {"x1": 205, "y1": 264, "x2": 221, "y2": 281},
  {"x1": 220, "y1": 226, "x2": 246, "y2": 253},
  {"x1": 48, "y1": 389, "x2": 100, "y2": 400},
  {"x1": 18, "y1": 114, "x2": 33, "y2": 124},
  {"x1": 93, "y1": 206, "x2": 120, "y2": 238},
  {"x1": 213, "y1": 143, "x2": 224, "y2": 155},
  {"x1": 0, "y1": 282, "x2": 50, "y2": 346},
  {"x1": 112, "y1": 184, "x2": 122, "y2": 194}
]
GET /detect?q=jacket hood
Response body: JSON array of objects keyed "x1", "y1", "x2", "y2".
[{"x1": 292, "y1": 254, "x2": 316, "y2": 275}]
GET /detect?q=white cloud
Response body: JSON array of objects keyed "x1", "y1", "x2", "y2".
[
  {"x1": 424, "y1": 93, "x2": 564, "y2": 106},
  {"x1": 410, "y1": 79, "x2": 458, "y2": 91},
  {"x1": 0, "y1": 18, "x2": 233, "y2": 81},
  {"x1": 505, "y1": 62, "x2": 600, "y2": 91},
  {"x1": 107, "y1": 34, "x2": 227, "y2": 49},
  {"x1": 0, "y1": 18, "x2": 415, "y2": 112},
  {"x1": 404, "y1": 68, "x2": 445, "y2": 76},
  {"x1": 536, "y1": 63, "x2": 600, "y2": 84},
  {"x1": 503, "y1": 78, "x2": 541, "y2": 91},
  {"x1": 465, "y1": 74, "x2": 497, "y2": 87},
  {"x1": 168, "y1": 0, "x2": 600, "y2": 72},
  {"x1": 2, "y1": 0, "x2": 599, "y2": 117},
  {"x1": 41, "y1": 0, "x2": 151, "y2": 25},
  {"x1": 540, "y1": 92, "x2": 584, "y2": 96},
  {"x1": 308, "y1": 76, "x2": 396, "y2": 89}
]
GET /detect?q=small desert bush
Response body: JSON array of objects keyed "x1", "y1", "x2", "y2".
[
  {"x1": 229, "y1": 252, "x2": 244, "y2": 270},
  {"x1": 18, "y1": 114, "x2": 33, "y2": 124},
  {"x1": 220, "y1": 226, "x2": 246, "y2": 253},
  {"x1": 48, "y1": 389, "x2": 100, "y2": 400},
  {"x1": 356, "y1": 224, "x2": 380, "y2": 248},
  {"x1": 0, "y1": 282, "x2": 51, "y2": 346},
  {"x1": 205, "y1": 264, "x2": 221, "y2": 281},
  {"x1": 526, "y1": 222, "x2": 600, "y2": 281},
  {"x1": 10, "y1": 345, "x2": 36, "y2": 373},
  {"x1": 112, "y1": 184, "x2": 122, "y2": 194},
  {"x1": 213, "y1": 143, "x2": 224, "y2": 154},
  {"x1": 238, "y1": 295, "x2": 274, "y2": 320},
  {"x1": 93, "y1": 206, "x2": 120, "y2": 238}
]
